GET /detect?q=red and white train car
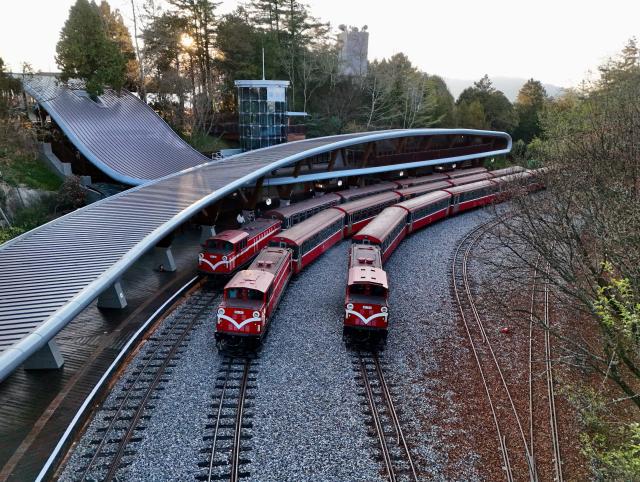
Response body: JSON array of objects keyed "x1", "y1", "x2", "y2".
[
  {"x1": 269, "y1": 209, "x2": 344, "y2": 273},
  {"x1": 343, "y1": 244, "x2": 389, "y2": 341},
  {"x1": 393, "y1": 172, "x2": 450, "y2": 189},
  {"x1": 198, "y1": 219, "x2": 281, "y2": 275},
  {"x1": 332, "y1": 191, "x2": 401, "y2": 236},
  {"x1": 445, "y1": 179, "x2": 499, "y2": 216},
  {"x1": 447, "y1": 172, "x2": 494, "y2": 186},
  {"x1": 264, "y1": 193, "x2": 342, "y2": 229},
  {"x1": 397, "y1": 190, "x2": 452, "y2": 233},
  {"x1": 446, "y1": 166, "x2": 488, "y2": 179},
  {"x1": 334, "y1": 182, "x2": 399, "y2": 203},
  {"x1": 352, "y1": 207, "x2": 407, "y2": 263},
  {"x1": 394, "y1": 180, "x2": 452, "y2": 201},
  {"x1": 215, "y1": 247, "x2": 292, "y2": 346}
]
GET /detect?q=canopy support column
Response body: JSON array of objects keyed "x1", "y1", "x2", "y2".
[
  {"x1": 155, "y1": 246, "x2": 177, "y2": 272},
  {"x1": 97, "y1": 280, "x2": 127, "y2": 309},
  {"x1": 200, "y1": 225, "x2": 216, "y2": 243},
  {"x1": 24, "y1": 340, "x2": 64, "y2": 370}
]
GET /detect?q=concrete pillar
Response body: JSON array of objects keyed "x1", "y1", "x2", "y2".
[
  {"x1": 200, "y1": 225, "x2": 216, "y2": 243},
  {"x1": 97, "y1": 280, "x2": 127, "y2": 309},
  {"x1": 24, "y1": 340, "x2": 64, "y2": 370},
  {"x1": 155, "y1": 246, "x2": 177, "y2": 272}
]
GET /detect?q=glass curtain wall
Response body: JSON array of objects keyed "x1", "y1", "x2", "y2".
[{"x1": 237, "y1": 82, "x2": 288, "y2": 151}]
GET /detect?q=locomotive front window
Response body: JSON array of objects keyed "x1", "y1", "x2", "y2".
[
  {"x1": 226, "y1": 288, "x2": 264, "y2": 301},
  {"x1": 206, "y1": 240, "x2": 234, "y2": 254},
  {"x1": 350, "y1": 283, "x2": 387, "y2": 297}
]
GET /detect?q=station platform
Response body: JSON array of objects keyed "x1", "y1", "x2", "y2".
[{"x1": 0, "y1": 228, "x2": 202, "y2": 482}]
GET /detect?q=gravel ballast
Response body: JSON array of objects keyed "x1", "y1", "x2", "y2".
[{"x1": 58, "y1": 207, "x2": 496, "y2": 481}]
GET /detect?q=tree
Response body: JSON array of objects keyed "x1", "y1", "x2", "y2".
[
  {"x1": 56, "y1": 0, "x2": 127, "y2": 97},
  {"x1": 0, "y1": 58, "x2": 21, "y2": 115},
  {"x1": 456, "y1": 75, "x2": 517, "y2": 132},
  {"x1": 98, "y1": 1, "x2": 140, "y2": 91},
  {"x1": 513, "y1": 78, "x2": 547, "y2": 143}
]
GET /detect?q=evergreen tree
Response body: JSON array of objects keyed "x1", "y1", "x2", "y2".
[
  {"x1": 56, "y1": 0, "x2": 126, "y2": 97},
  {"x1": 98, "y1": 1, "x2": 140, "y2": 91},
  {"x1": 513, "y1": 78, "x2": 547, "y2": 143},
  {"x1": 456, "y1": 75, "x2": 516, "y2": 132}
]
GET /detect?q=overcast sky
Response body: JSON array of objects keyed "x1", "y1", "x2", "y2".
[{"x1": 0, "y1": 0, "x2": 637, "y2": 87}]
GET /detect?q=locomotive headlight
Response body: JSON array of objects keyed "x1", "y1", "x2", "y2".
[
  {"x1": 218, "y1": 308, "x2": 225, "y2": 315},
  {"x1": 381, "y1": 306, "x2": 388, "y2": 313},
  {"x1": 253, "y1": 310, "x2": 261, "y2": 318},
  {"x1": 346, "y1": 303, "x2": 354, "y2": 310},
  {"x1": 222, "y1": 256, "x2": 228, "y2": 261}
]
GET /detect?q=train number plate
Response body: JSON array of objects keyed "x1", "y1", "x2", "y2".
[{"x1": 363, "y1": 305, "x2": 372, "y2": 309}]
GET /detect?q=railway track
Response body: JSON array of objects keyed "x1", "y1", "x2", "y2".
[
  {"x1": 76, "y1": 288, "x2": 215, "y2": 482},
  {"x1": 354, "y1": 351, "x2": 418, "y2": 482},
  {"x1": 452, "y1": 218, "x2": 535, "y2": 482},
  {"x1": 543, "y1": 264, "x2": 564, "y2": 482},
  {"x1": 197, "y1": 356, "x2": 256, "y2": 482}
]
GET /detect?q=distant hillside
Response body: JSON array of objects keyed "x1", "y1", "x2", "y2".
[{"x1": 445, "y1": 76, "x2": 565, "y2": 102}]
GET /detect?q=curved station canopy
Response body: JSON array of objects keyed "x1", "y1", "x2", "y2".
[
  {"x1": 20, "y1": 75, "x2": 212, "y2": 185},
  {"x1": 1, "y1": 80, "x2": 512, "y2": 382}
]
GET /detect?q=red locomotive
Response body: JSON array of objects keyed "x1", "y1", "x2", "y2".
[
  {"x1": 215, "y1": 247, "x2": 292, "y2": 347},
  {"x1": 264, "y1": 193, "x2": 342, "y2": 229},
  {"x1": 343, "y1": 244, "x2": 389, "y2": 342},
  {"x1": 198, "y1": 219, "x2": 281, "y2": 275},
  {"x1": 352, "y1": 207, "x2": 407, "y2": 263},
  {"x1": 269, "y1": 208, "x2": 345, "y2": 273}
]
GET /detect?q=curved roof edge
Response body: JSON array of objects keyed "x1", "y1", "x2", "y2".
[
  {"x1": 20, "y1": 76, "x2": 212, "y2": 185},
  {"x1": 0, "y1": 128, "x2": 511, "y2": 381}
]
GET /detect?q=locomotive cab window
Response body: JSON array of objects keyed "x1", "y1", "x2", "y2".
[
  {"x1": 226, "y1": 288, "x2": 264, "y2": 301},
  {"x1": 206, "y1": 240, "x2": 234, "y2": 254},
  {"x1": 349, "y1": 283, "x2": 387, "y2": 297}
]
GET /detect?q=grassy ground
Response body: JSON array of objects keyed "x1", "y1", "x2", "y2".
[{"x1": 0, "y1": 151, "x2": 62, "y2": 191}]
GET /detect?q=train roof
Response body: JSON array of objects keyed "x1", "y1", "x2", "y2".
[
  {"x1": 332, "y1": 191, "x2": 400, "y2": 215},
  {"x1": 446, "y1": 166, "x2": 488, "y2": 178},
  {"x1": 349, "y1": 244, "x2": 383, "y2": 268},
  {"x1": 493, "y1": 171, "x2": 533, "y2": 184},
  {"x1": 397, "y1": 189, "x2": 452, "y2": 211},
  {"x1": 395, "y1": 180, "x2": 452, "y2": 198},
  {"x1": 393, "y1": 172, "x2": 450, "y2": 188},
  {"x1": 225, "y1": 269, "x2": 275, "y2": 293},
  {"x1": 489, "y1": 166, "x2": 526, "y2": 177},
  {"x1": 264, "y1": 193, "x2": 341, "y2": 218},
  {"x1": 209, "y1": 229, "x2": 248, "y2": 244},
  {"x1": 352, "y1": 207, "x2": 407, "y2": 243},
  {"x1": 335, "y1": 182, "x2": 397, "y2": 201},
  {"x1": 271, "y1": 208, "x2": 344, "y2": 245},
  {"x1": 348, "y1": 266, "x2": 388, "y2": 288},
  {"x1": 248, "y1": 247, "x2": 290, "y2": 275},
  {"x1": 447, "y1": 172, "x2": 494, "y2": 186},
  {"x1": 207, "y1": 218, "x2": 280, "y2": 244},
  {"x1": 444, "y1": 179, "x2": 496, "y2": 195}
]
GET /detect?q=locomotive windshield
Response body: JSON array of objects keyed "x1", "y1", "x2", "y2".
[
  {"x1": 349, "y1": 283, "x2": 387, "y2": 297},
  {"x1": 226, "y1": 288, "x2": 264, "y2": 301},
  {"x1": 206, "y1": 239, "x2": 234, "y2": 254}
]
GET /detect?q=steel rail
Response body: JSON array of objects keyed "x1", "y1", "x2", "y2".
[
  {"x1": 372, "y1": 354, "x2": 419, "y2": 481},
  {"x1": 230, "y1": 359, "x2": 251, "y2": 482},
  {"x1": 452, "y1": 219, "x2": 513, "y2": 481},
  {"x1": 78, "y1": 289, "x2": 213, "y2": 482},
  {"x1": 206, "y1": 357, "x2": 233, "y2": 482},
  {"x1": 358, "y1": 354, "x2": 396, "y2": 482},
  {"x1": 459, "y1": 219, "x2": 537, "y2": 481},
  {"x1": 543, "y1": 266, "x2": 563, "y2": 482}
]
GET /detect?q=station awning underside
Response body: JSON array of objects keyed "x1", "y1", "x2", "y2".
[{"x1": 0, "y1": 128, "x2": 511, "y2": 382}]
